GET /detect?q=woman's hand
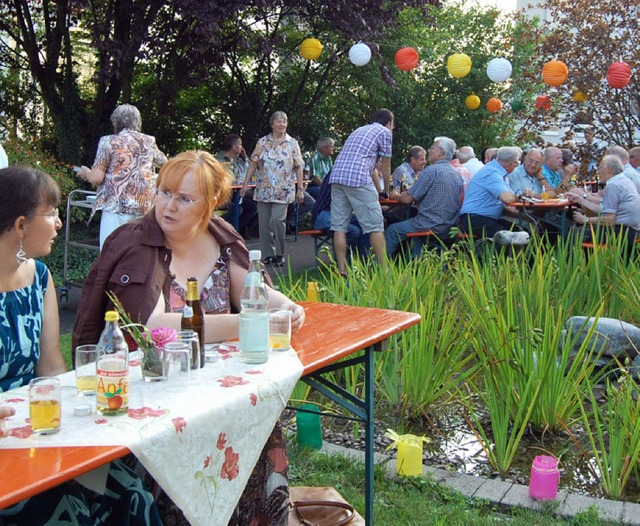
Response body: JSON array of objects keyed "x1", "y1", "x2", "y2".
[
  {"x1": 289, "y1": 303, "x2": 306, "y2": 334},
  {"x1": 0, "y1": 406, "x2": 16, "y2": 437}
]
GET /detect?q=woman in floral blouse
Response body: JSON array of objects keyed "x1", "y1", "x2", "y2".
[
  {"x1": 77, "y1": 104, "x2": 167, "y2": 249},
  {"x1": 240, "y1": 111, "x2": 304, "y2": 267}
]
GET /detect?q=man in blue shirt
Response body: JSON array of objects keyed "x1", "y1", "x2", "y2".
[
  {"x1": 329, "y1": 109, "x2": 393, "y2": 276},
  {"x1": 385, "y1": 137, "x2": 462, "y2": 257},
  {"x1": 459, "y1": 147, "x2": 520, "y2": 238},
  {"x1": 541, "y1": 147, "x2": 571, "y2": 193}
]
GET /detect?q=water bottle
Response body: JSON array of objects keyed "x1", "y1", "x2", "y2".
[{"x1": 239, "y1": 250, "x2": 269, "y2": 363}]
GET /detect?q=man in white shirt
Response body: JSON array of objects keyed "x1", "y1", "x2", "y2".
[{"x1": 457, "y1": 146, "x2": 484, "y2": 176}]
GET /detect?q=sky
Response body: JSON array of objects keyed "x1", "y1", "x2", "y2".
[{"x1": 478, "y1": 0, "x2": 518, "y2": 12}]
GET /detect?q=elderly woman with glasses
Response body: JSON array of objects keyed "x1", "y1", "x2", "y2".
[
  {"x1": 73, "y1": 150, "x2": 305, "y2": 525},
  {"x1": 76, "y1": 104, "x2": 167, "y2": 249}
]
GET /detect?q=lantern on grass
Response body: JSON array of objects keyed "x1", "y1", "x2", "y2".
[
  {"x1": 535, "y1": 94, "x2": 552, "y2": 111},
  {"x1": 542, "y1": 60, "x2": 568, "y2": 87},
  {"x1": 348, "y1": 43, "x2": 372, "y2": 66},
  {"x1": 486, "y1": 97, "x2": 503, "y2": 113},
  {"x1": 607, "y1": 61, "x2": 632, "y2": 89},
  {"x1": 385, "y1": 429, "x2": 429, "y2": 477},
  {"x1": 465, "y1": 94, "x2": 481, "y2": 110},
  {"x1": 395, "y1": 47, "x2": 419, "y2": 71},
  {"x1": 487, "y1": 58, "x2": 512, "y2": 83},
  {"x1": 300, "y1": 38, "x2": 323, "y2": 60},
  {"x1": 447, "y1": 53, "x2": 472, "y2": 78}
]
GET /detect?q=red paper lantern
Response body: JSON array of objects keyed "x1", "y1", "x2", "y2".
[
  {"x1": 535, "y1": 94, "x2": 552, "y2": 111},
  {"x1": 607, "y1": 61, "x2": 632, "y2": 89},
  {"x1": 486, "y1": 97, "x2": 503, "y2": 113},
  {"x1": 395, "y1": 47, "x2": 419, "y2": 71},
  {"x1": 542, "y1": 60, "x2": 568, "y2": 87}
]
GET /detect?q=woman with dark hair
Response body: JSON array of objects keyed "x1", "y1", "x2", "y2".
[
  {"x1": 0, "y1": 166, "x2": 162, "y2": 526},
  {"x1": 76, "y1": 103, "x2": 167, "y2": 248}
]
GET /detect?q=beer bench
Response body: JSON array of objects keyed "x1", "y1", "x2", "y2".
[{"x1": 298, "y1": 229, "x2": 334, "y2": 265}]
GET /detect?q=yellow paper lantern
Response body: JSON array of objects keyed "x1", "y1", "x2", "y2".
[
  {"x1": 465, "y1": 94, "x2": 481, "y2": 110},
  {"x1": 542, "y1": 60, "x2": 568, "y2": 87},
  {"x1": 572, "y1": 89, "x2": 588, "y2": 103},
  {"x1": 447, "y1": 53, "x2": 472, "y2": 78},
  {"x1": 300, "y1": 38, "x2": 323, "y2": 61}
]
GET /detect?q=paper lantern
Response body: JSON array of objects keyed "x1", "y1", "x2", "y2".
[
  {"x1": 465, "y1": 95, "x2": 481, "y2": 110},
  {"x1": 607, "y1": 61, "x2": 632, "y2": 89},
  {"x1": 486, "y1": 97, "x2": 503, "y2": 113},
  {"x1": 300, "y1": 38, "x2": 323, "y2": 61},
  {"x1": 535, "y1": 94, "x2": 552, "y2": 111},
  {"x1": 511, "y1": 98, "x2": 524, "y2": 112},
  {"x1": 348, "y1": 43, "x2": 372, "y2": 66},
  {"x1": 395, "y1": 47, "x2": 419, "y2": 71},
  {"x1": 572, "y1": 89, "x2": 588, "y2": 103},
  {"x1": 486, "y1": 58, "x2": 512, "y2": 83},
  {"x1": 542, "y1": 60, "x2": 568, "y2": 87},
  {"x1": 447, "y1": 53, "x2": 472, "y2": 78}
]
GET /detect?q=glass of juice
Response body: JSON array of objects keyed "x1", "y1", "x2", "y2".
[
  {"x1": 269, "y1": 308, "x2": 292, "y2": 352},
  {"x1": 75, "y1": 344, "x2": 98, "y2": 395},
  {"x1": 29, "y1": 377, "x2": 61, "y2": 435}
]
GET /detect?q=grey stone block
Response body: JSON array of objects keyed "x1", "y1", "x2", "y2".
[
  {"x1": 501, "y1": 484, "x2": 567, "y2": 512},
  {"x1": 444, "y1": 473, "x2": 486, "y2": 497},
  {"x1": 559, "y1": 493, "x2": 623, "y2": 523},
  {"x1": 622, "y1": 501, "x2": 640, "y2": 525},
  {"x1": 473, "y1": 478, "x2": 513, "y2": 503}
]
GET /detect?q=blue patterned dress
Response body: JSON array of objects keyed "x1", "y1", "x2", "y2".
[{"x1": 0, "y1": 260, "x2": 47, "y2": 393}]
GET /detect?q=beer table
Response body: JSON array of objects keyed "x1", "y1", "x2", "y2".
[
  {"x1": 0, "y1": 302, "x2": 420, "y2": 525},
  {"x1": 512, "y1": 197, "x2": 573, "y2": 238}
]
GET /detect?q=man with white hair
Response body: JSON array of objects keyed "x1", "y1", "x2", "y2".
[
  {"x1": 385, "y1": 137, "x2": 462, "y2": 256},
  {"x1": 629, "y1": 146, "x2": 640, "y2": 173},
  {"x1": 459, "y1": 146, "x2": 521, "y2": 238},
  {"x1": 605, "y1": 145, "x2": 640, "y2": 191},
  {"x1": 457, "y1": 146, "x2": 484, "y2": 176},
  {"x1": 541, "y1": 146, "x2": 571, "y2": 193}
]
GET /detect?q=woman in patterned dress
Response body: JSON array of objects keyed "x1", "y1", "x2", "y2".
[
  {"x1": 0, "y1": 166, "x2": 162, "y2": 525},
  {"x1": 76, "y1": 104, "x2": 167, "y2": 249},
  {"x1": 240, "y1": 111, "x2": 304, "y2": 267}
]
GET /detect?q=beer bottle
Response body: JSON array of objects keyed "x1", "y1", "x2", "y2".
[
  {"x1": 96, "y1": 311, "x2": 129, "y2": 416},
  {"x1": 182, "y1": 277, "x2": 205, "y2": 368}
]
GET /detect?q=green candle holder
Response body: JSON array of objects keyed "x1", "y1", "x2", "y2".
[{"x1": 296, "y1": 403, "x2": 323, "y2": 450}]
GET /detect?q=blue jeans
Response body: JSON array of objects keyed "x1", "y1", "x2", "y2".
[
  {"x1": 314, "y1": 211, "x2": 368, "y2": 257},
  {"x1": 385, "y1": 219, "x2": 423, "y2": 258}
]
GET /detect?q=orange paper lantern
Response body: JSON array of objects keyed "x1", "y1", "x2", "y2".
[
  {"x1": 607, "y1": 61, "x2": 632, "y2": 89},
  {"x1": 395, "y1": 47, "x2": 419, "y2": 71},
  {"x1": 535, "y1": 94, "x2": 552, "y2": 111},
  {"x1": 465, "y1": 95, "x2": 481, "y2": 110},
  {"x1": 486, "y1": 97, "x2": 503, "y2": 113},
  {"x1": 542, "y1": 60, "x2": 568, "y2": 87},
  {"x1": 300, "y1": 38, "x2": 323, "y2": 60}
]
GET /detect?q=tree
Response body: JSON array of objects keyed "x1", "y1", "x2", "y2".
[{"x1": 531, "y1": 0, "x2": 639, "y2": 147}]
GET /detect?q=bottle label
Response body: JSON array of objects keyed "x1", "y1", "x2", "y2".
[
  {"x1": 183, "y1": 305, "x2": 193, "y2": 318},
  {"x1": 96, "y1": 358, "x2": 129, "y2": 412}
]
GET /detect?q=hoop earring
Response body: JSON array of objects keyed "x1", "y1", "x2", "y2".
[{"x1": 16, "y1": 240, "x2": 27, "y2": 265}]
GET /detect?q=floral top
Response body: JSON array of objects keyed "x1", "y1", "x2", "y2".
[
  {"x1": 167, "y1": 248, "x2": 232, "y2": 315},
  {"x1": 250, "y1": 133, "x2": 303, "y2": 204},
  {"x1": 0, "y1": 260, "x2": 48, "y2": 392},
  {"x1": 91, "y1": 128, "x2": 167, "y2": 217}
]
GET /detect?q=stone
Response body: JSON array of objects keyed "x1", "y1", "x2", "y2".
[{"x1": 564, "y1": 316, "x2": 640, "y2": 361}]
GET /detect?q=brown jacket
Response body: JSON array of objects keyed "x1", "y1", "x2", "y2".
[{"x1": 72, "y1": 211, "x2": 267, "y2": 349}]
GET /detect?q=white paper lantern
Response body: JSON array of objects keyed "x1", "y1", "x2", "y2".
[
  {"x1": 486, "y1": 58, "x2": 512, "y2": 83},
  {"x1": 349, "y1": 43, "x2": 372, "y2": 66}
]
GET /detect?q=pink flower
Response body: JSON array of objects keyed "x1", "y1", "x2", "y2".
[
  {"x1": 203, "y1": 455, "x2": 211, "y2": 469},
  {"x1": 246, "y1": 370, "x2": 263, "y2": 375},
  {"x1": 127, "y1": 407, "x2": 166, "y2": 419},
  {"x1": 218, "y1": 376, "x2": 249, "y2": 388},
  {"x1": 220, "y1": 447, "x2": 239, "y2": 480},
  {"x1": 4, "y1": 398, "x2": 24, "y2": 403},
  {"x1": 217, "y1": 433, "x2": 227, "y2": 450},
  {"x1": 250, "y1": 393, "x2": 257, "y2": 406},
  {"x1": 172, "y1": 417, "x2": 187, "y2": 433},
  {"x1": 95, "y1": 419, "x2": 108, "y2": 425},
  {"x1": 9, "y1": 425, "x2": 32, "y2": 438},
  {"x1": 150, "y1": 327, "x2": 178, "y2": 348}
]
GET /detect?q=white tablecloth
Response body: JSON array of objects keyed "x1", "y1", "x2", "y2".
[{"x1": 0, "y1": 348, "x2": 303, "y2": 526}]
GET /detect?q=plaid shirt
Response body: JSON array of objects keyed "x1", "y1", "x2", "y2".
[{"x1": 329, "y1": 123, "x2": 392, "y2": 187}]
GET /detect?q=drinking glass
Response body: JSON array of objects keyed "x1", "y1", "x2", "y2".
[
  {"x1": 29, "y1": 377, "x2": 61, "y2": 435},
  {"x1": 178, "y1": 330, "x2": 202, "y2": 368},
  {"x1": 162, "y1": 342, "x2": 191, "y2": 391},
  {"x1": 269, "y1": 308, "x2": 292, "y2": 352},
  {"x1": 75, "y1": 344, "x2": 97, "y2": 395}
]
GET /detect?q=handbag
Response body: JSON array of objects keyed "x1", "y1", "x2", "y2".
[{"x1": 288, "y1": 486, "x2": 365, "y2": 526}]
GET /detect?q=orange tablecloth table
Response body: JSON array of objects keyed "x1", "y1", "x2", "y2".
[
  {"x1": 512, "y1": 198, "x2": 573, "y2": 238},
  {"x1": 0, "y1": 302, "x2": 420, "y2": 525}
]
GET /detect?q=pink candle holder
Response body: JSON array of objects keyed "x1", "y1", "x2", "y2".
[{"x1": 529, "y1": 455, "x2": 559, "y2": 500}]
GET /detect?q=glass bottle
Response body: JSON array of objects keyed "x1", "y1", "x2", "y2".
[
  {"x1": 96, "y1": 311, "x2": 129, "y2": 416},
  {"x1": 239, "y1": 250, "x2": 269, "y2": 364},
  {"x1": 181, "y1": 277, "x2": 204, "y2": 368}
]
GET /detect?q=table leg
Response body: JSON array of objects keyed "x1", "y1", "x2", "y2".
[
  {"x1": 364, "y1": 344, "x2": 376, "y2": 524},
  {"x1": 232, "y1": 189, "x2": 241, "y2": 232}
]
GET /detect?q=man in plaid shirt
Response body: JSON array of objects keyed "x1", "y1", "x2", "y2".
[{"x1": 329, "y1": 109, "x2": 394, "y2": 276}]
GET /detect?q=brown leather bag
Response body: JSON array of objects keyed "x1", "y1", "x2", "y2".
[{"x1": 288, "y1": 486, "x2": 365, "y2": 526}]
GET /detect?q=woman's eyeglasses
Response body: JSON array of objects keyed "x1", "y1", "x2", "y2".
[
  {"x1": 155, "y1": 189, "x2": 201, "y2": 207},
  {"x1": 37, "y1": 209, "x2": 60, "y2": 219}
]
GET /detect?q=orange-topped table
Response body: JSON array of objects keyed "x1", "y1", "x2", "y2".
[
  {"x1": 512, "y1": 198, "x2": 574, "y2": 238},
  {"x1": 1, "y1": 302, "x2": 420, "y2": 524}
]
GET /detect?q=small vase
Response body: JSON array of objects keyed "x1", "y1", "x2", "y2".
[{"x1": 141, "y1": 347, "x2": 167, "y2": 382}]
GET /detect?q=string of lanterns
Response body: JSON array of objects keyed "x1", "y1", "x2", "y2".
[{"x1": 299, "y1": 38, "x2": 634, "y2": 114}]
